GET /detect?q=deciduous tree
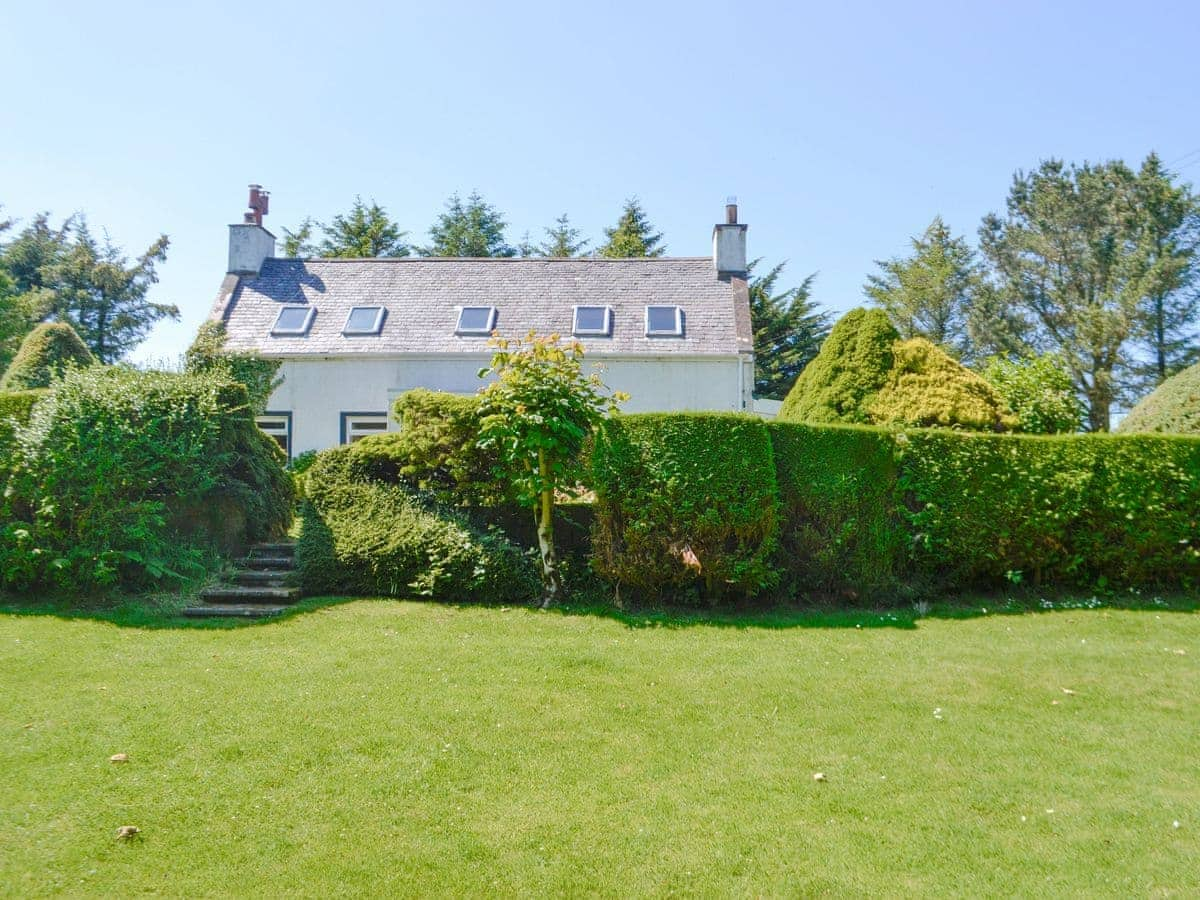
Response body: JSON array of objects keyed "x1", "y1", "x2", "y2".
[{"x1": 476, "y1": 332, "x2": 626, "y2": 606}]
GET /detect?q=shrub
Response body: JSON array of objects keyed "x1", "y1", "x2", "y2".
[
  {"x1": 0, "y1": 366, "x2": 294, "y2": 592},
  {"x1": 767, "y1": 421, "x2": 905, "y2": 599},
  {"x1": 0, "y1": 389, "x2": 46, "y2": 490},
  {"x1": 389, "y1": 389, "x2": 503, "y2": 504},
  {"x1": 0, "y1": 323, "x2": 95, "y2": 390},
  {"x1": 184, "y1": 321, "x2": 281, "y2": 416},
  {"x1": 590, "y1": 413, "x2": 780, "y2": 600},
  {"x1": 1118, "y1": 361, "x2": 1200, "y2": 434},
  {"x1": 869, "y1": 339, "x2": 1016, "y2": 432},
  {"x1": 297, "y1": 445, "x2": 537, "y2": 601},
  {"x1": 982, "y1": 354, "x2": 1084, "y2": 434},
  {"x1": 778, "y1": 308, "x2": 897, "y2": 424}
]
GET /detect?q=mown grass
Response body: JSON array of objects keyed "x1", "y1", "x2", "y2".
[{"x1": 1, "y1": 598, "x2": 1197, "y2": 896}]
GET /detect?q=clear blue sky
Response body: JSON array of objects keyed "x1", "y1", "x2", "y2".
[{"x1": 5, "y1": 0, "x2": 1199, "y2": 364}]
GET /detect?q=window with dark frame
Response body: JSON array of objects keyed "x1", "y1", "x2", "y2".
[
  {"x1": 256, "y1": 414, "x2": 291, "y2": 459},
  {"x1": 341, "y1": 413, "x2": 389, "y2": 444}
]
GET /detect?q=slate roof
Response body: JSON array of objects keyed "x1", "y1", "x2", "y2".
[{"x1": 212, "y1": 257, "x2": 752, "y2": 357}]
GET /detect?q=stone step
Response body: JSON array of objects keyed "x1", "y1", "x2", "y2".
[
  {"x1": 200, "y1": 585, "x2": 300, "y2": 604},
  {"x1": 251, "y1": 543, "x2": 295, "y2": 556},
  {"x1": 234, "y1": 569, "x2": 293, "y2": 587},
  {"x1": 239, "y1": 555, "x2": 294, "y2": 570},
  {"x1": 183, "y1": 604, "x2": 290, "y2": 619}
]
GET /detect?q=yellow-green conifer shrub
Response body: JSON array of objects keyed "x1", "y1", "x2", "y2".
[
  {"x1": 868, "y1": 338, "x2": 1017, "y2": 432},
  {"x1": 1118, "y1": 361, "x2": 1200, "y2": 434}
]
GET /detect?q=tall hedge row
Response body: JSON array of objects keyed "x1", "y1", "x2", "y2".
[
  {"x1": 589, "y1": 415, "x2": 1200, "y2": 601},
  {"x1": 590, "y1": 414, "x2": 780, "y2": 599}
]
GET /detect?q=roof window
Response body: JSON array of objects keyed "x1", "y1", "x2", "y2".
[
  {"x1": 645, "y1": 305, "x2": 683, "y2": 337},
  {"x1": 573, "y1": 305, "x2": 612, "y2": 336},
  {"x1": 455, "y1": 306, "x2": 496, "y2": 335},
  {"x1": 271, "y1": 306, "x2": 315, "y2": 336},
  {"x1": 343, "y1": 306, "x2": 386, "y2": 336}
]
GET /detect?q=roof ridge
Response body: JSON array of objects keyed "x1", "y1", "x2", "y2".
[{"x1": 270, "y1": 256, "x2": 714, "y2": 263}]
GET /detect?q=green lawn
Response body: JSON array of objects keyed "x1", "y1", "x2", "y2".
[{"x1": 1, "y1": 598, "x2": 1197, "y2": 896}]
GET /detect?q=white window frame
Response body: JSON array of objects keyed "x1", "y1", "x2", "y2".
[
  {"x1": 340, "y1": 412, "x2": 390, "y2": 445},
  {"x1": 271, "y1": 305, "x2": 316, "y2": 336},
  {"x1": 645, "y1": 305, "x2": 683, "y2": 337},
  {"x1": 256, "y1": 413, "x2": 292, "y2": 460},
  {"x1": 572, "y1": 305, "x2": 612, "y2": 336},
  {"x1": 342, "y1": 306, "x2": 386, "y2": 336},
  {"x1": 455, "y1": 306, "x2": 497, "y2": 335}
]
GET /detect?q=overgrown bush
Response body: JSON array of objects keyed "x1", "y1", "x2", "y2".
[
  {"x1": 390, "y1": 389, "x2": 503, "y2": 504},
  {"x1": 0, "y1": 323, "x2": 95, "y2": 390},
  {"x1": 0, "y1": 389, "x2": 46, "y2": 490},
  {"x1": 297, "y1": 445, "x2": 537, "y2": 601},
  {"x1": 768, "y1": 421, "x2": 905, "y2": 599},
  {"x1": 590, "y1": 414, "x2": 780, "y2": 601},
  {"x1": 1118, "y1": 361, "x2": 1200, "y2": 435},
  {"x1": 0, "y1": 366, "x2": 294, "y2": 593},
  {"x1": 184, "y1": 321, "x2": 281, "y2": 415},
  {"x1": 982, "y1": 354, "x2": 1083, "y2": 434}
]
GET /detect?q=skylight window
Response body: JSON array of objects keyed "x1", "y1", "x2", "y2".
[
  {"x1": 343, "y1": 306, "x2": 385, "y2": 336},
  {"x1": 455, "y1": 306, "x2": 496, "y2": 335},
  {"x1": 573, "y1": 305, "x2": 612, "y2": 336},
  {"x1": 271, "y1": 306, "x2": 316, "y2": 336},
  {"x1": 645, "y1": 305, "x2": 683, "y2": 336}
]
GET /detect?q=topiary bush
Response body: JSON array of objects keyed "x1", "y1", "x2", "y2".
[
  {"x1": 297, "y1": 445, "x2": 537, "y2": 601},
  {"x1": 0, "y1": 323, "x2": 95, "y2": 390},
  {"x1": 869, "y1": 339, "x2": 1016, "y2": 432},
  {"x1": 590, "y1": 413, "x2": 780, "y2": 601},
  {"x1": 1118, "y1": 361, "x2": 1200, "y2": 435},
  {"x1": 778, "y1": 308, "x2": 898, "y2": 424},
  {"x1": 0, "y1": 366, "x2": 294, "y2": 593}
]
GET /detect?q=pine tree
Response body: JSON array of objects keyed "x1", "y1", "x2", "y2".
[
  {"x1": 978, "y1": 158, "x2": 1154, "y2": 431},
  {"x1": 1131, "y1": 153, "x2": 1200, "y2": 384},
  {"x1": 539, "y1": 214, "x2": 589, "y2": 257},
  {"x1": 423, "y1": 192, "x2": 515, "y2": 257},
  {"x1": 599, "y1": 198, "x2": 665, "y2": 258},
  {"x1": 280, "y1": 198, "x2": 409, "y2": 258},
  {"x1": 748, "y1": 260, "x2": 829, "y2": 399},
  {"x1": 864, "y1": 216, "x2": 980, "y2": 359},
  {"x1": 47, "y1": 219, "x2": 177, "y2": 363}
]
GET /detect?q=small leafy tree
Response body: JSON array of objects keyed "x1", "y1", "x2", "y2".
[
  {"x1": 476, "y1": 332, "x2": 626, "y2": 606},
  {"x1": 981, "y1": 354, "x2": 1083, "y2": 434}
]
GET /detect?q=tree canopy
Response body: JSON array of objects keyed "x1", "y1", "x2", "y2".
[
  {"x1": 748, "y1": 260, "x2": 829, "y2": 400},
  {"x1": 538, "y1": 214, "x2": 589, "y2": 257},
  {"x1": 282, "y1": 197, "x2": 410, "y2": 258},
  {"x1": 599, "y1": 198, "x2": 666, "y2": 258},
  {"x1": 424, "y1": 192, "x2": 515, "y2": 257},
  {"x1": 864, "y1": 216, "x2": 980, "y2": 360}
]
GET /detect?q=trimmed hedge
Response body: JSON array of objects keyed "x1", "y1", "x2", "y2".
[
  {"x1": 590, "y1": 413, "x2": 780, "y2": 600},
  {"x1": 1118, "y1": 361, "x2": 1200, "y2": 435},
  {"x1": 297, "y1": 444, "x2": 537, "y2": 602},
  {"x1": 768, "y1": 421, "x2": 904, "y2": 598},
  {"x1": 0, "y1": 323, "x2": 95, "y2": 390},
  {"x1": 592, "y1": 415, "x2": 1200, "y2": 601},
  {"x1": 0, "y1": 366, "x2": 294, "y2": 592}
]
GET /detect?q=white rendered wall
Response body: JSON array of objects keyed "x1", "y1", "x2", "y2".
[{"x1": 266, "y1": 355, "x2": 749, "y2": 455}]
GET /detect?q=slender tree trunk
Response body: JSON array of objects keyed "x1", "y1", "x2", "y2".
[{"x1": 535, "y1": 449, "x2": 561, "y2": 608}]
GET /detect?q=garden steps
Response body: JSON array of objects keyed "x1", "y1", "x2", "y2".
[{"x1": 183, "y1": 542, "x2": 300, "y2": 619}]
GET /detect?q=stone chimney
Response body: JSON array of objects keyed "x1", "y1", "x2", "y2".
[
  {"x1": 227, "y1": 184, "x2": 275, "y2": 276},
  {"x1": 712, "y1": 197, "x2": 747, "y2": 275}
]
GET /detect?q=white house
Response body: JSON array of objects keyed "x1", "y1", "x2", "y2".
[{"x1": 211, "y1": 190, "x2": 754, "y2": 457}]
